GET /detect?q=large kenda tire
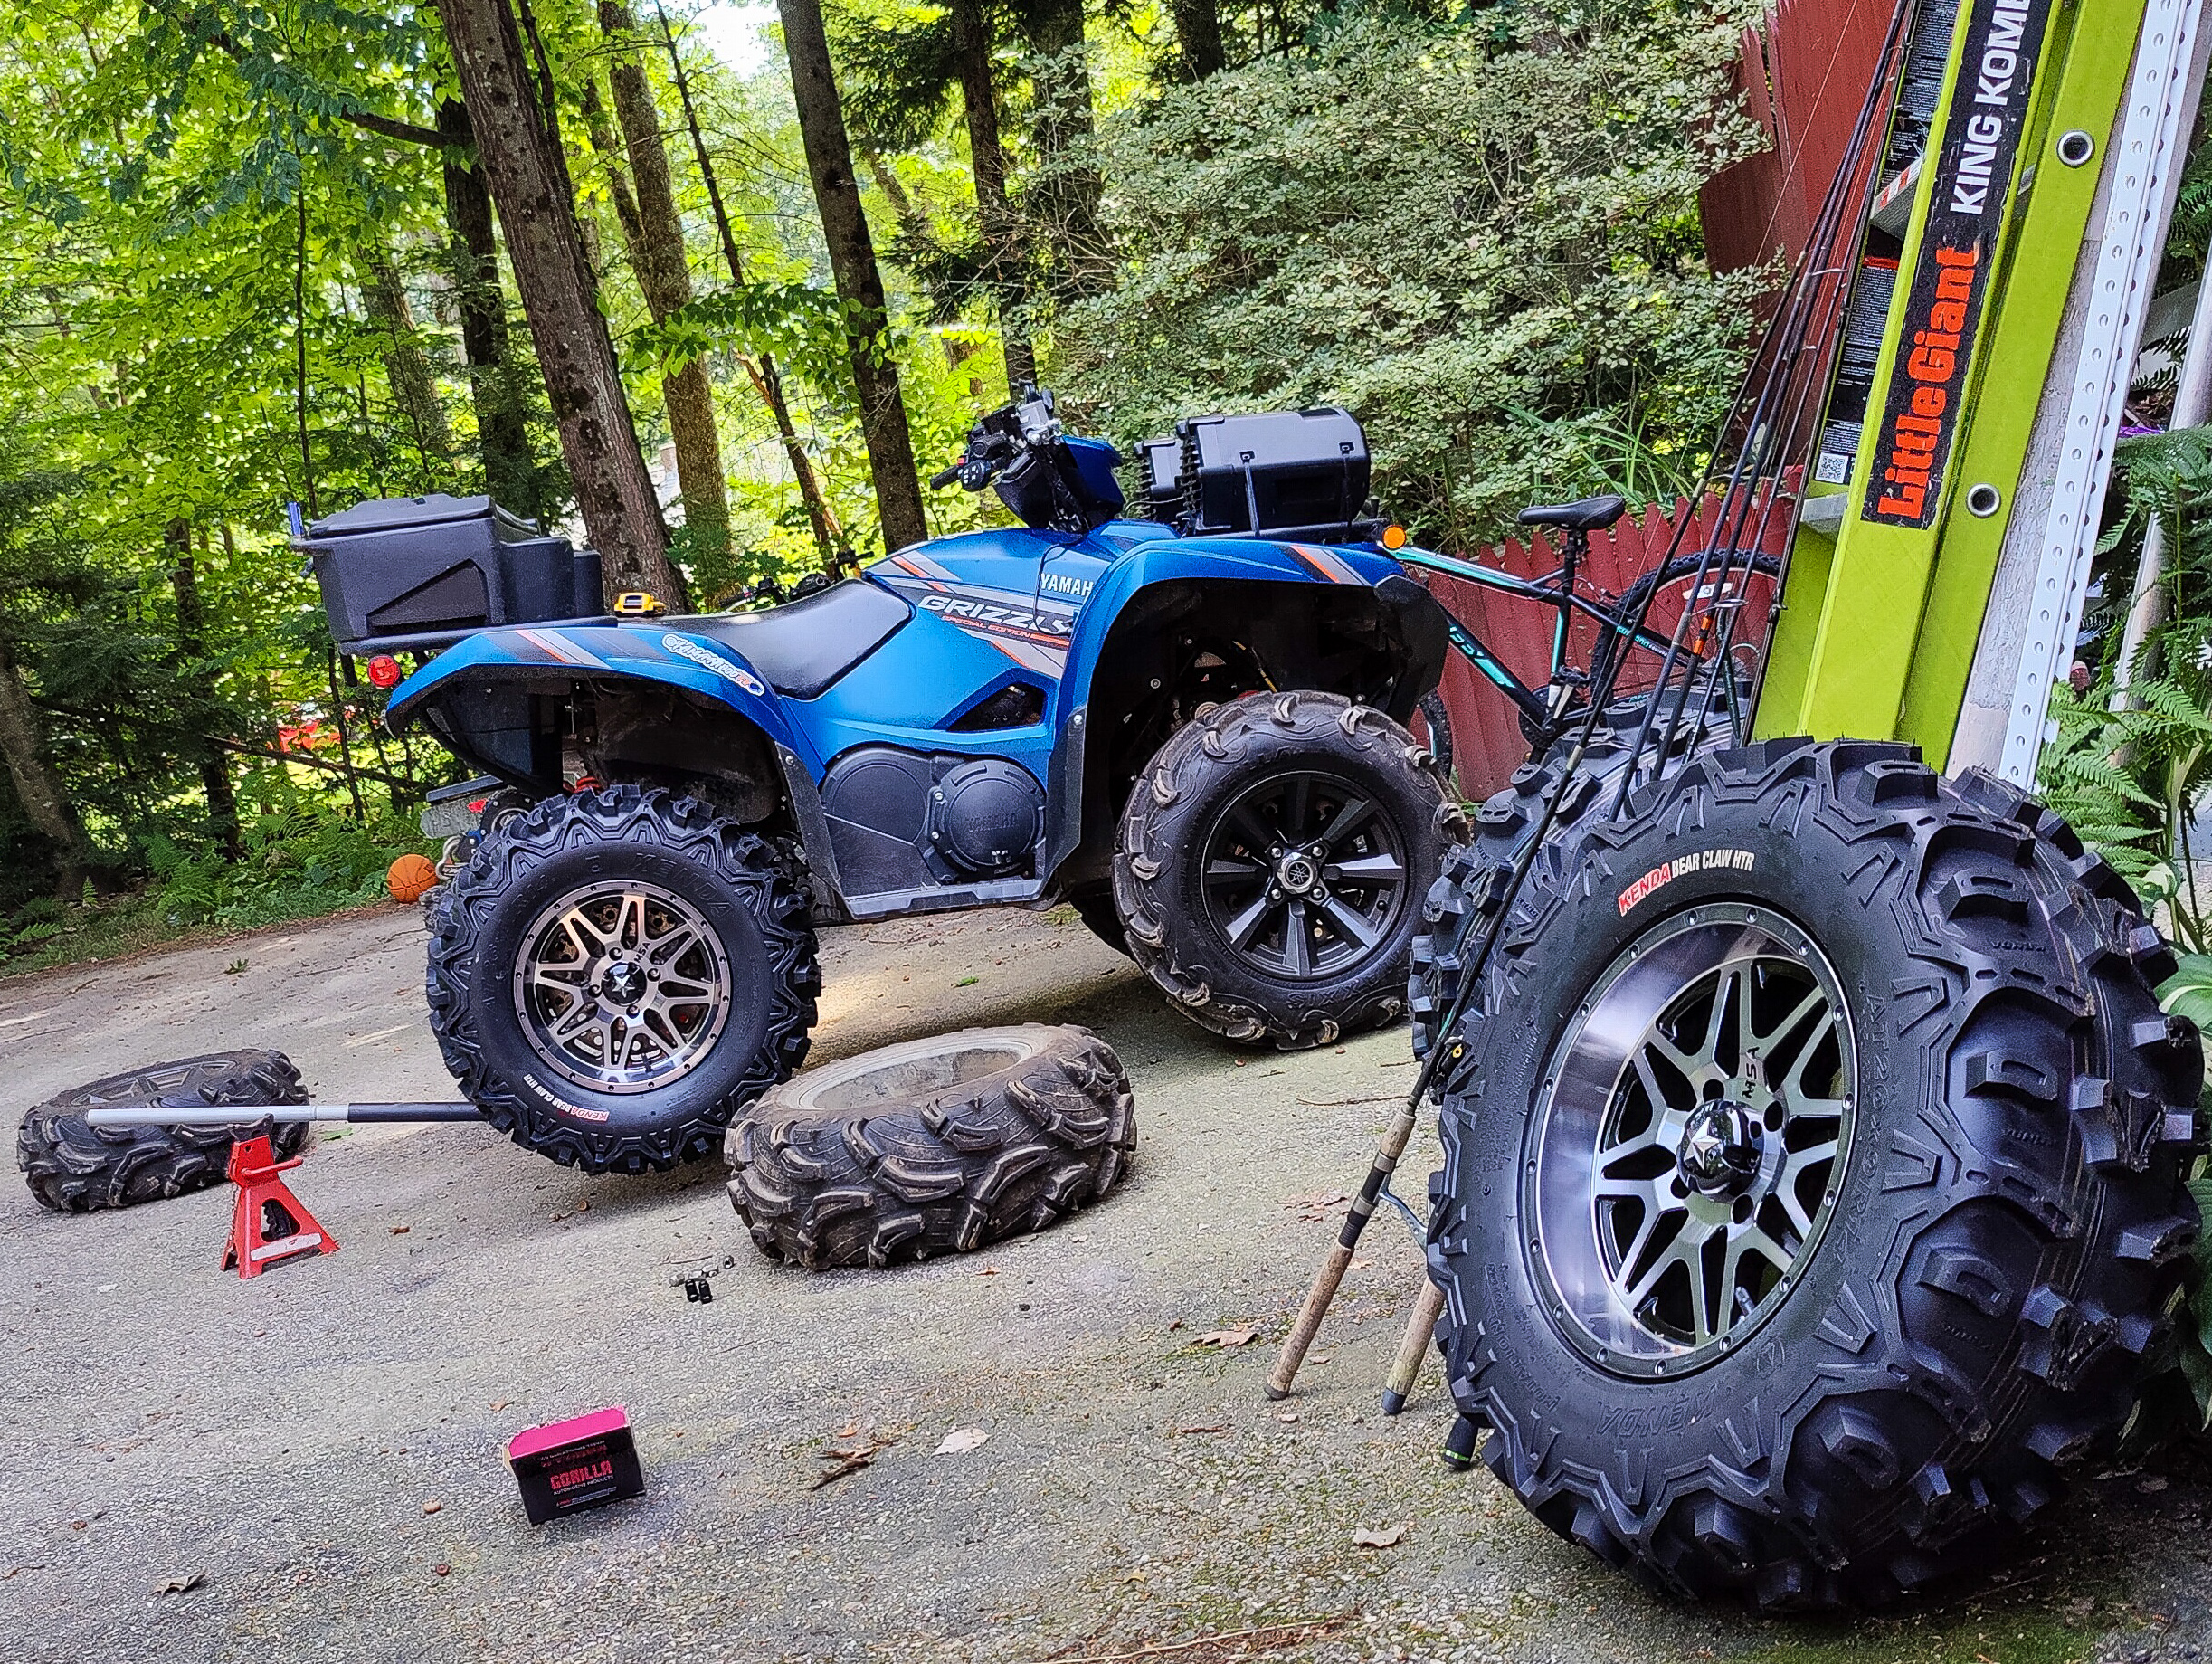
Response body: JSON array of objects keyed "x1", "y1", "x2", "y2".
[
  {"x1": 726, "y1": 1024, "x2": 1135, "y2": 1269},
  {"x1": 16, "y1": 1051, "x2": 309, "y2": 1213},
  {"x1": 1422, "y1": 738, "x2": 2205, "y2": 1608},
  {"x1": 1114, "y1": 689, "x2": 1465, "y2": 1050},
  {"x1": 426, "y1": 784, "x2": 820, "y2": 1174}
]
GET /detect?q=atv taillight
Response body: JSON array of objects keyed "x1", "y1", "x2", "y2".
[{"x1": 366, "y1": 653, "x2": 403, "y2": 689}]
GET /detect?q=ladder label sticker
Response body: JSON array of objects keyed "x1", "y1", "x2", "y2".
[
  {"x1": 1863, "y1": 0, "x2": 2054, "y2": 529},
  {"x1": 1617, "y1": 849, "x2": 1757, "y2": 917}
]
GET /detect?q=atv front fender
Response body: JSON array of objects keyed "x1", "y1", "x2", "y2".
[{"x1": 1055, "y1": 538, "x2": 1442, "y2": 721}]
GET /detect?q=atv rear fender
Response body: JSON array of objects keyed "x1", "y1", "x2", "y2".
[
  {"x1": 385, "y1": 624, "x2": 808, "y2": 833},
  {"x1": 1042, "y1": 547, "x2": 1449, "y2": 889}
]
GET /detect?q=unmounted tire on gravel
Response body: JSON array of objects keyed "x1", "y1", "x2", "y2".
[
  {"x1": 16, "y1": 1051, "x2": 309, "y2": 1213},
  {"x1": 1114, "y1": 689, "x2": 1463, "y2": 1049},
  {"x1": 726, "y1": 1024, "x2": 1135, "y2": 1269},
  {"x1": 427, "y1": 784, "x2": 820, "y2": 1174},
  {"x1": 1420, "y1": 739, "x2": 2205, "y2": 1607}
]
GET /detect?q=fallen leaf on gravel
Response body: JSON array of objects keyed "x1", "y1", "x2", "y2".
[
  {"x1": 837, "y1": 1421, "x2": 859, "y2": 1439},
  {"x1": 828, "y1": 1444, "x2": 874, "y2": 1460},
  {"x1": 422, "y1": 1501, "x2": 441, "y2": 1516},
  {"x1": 3, "y1": 1566, "x2": 44, "y2": 1579},
  {"x1": 1175, "y1": 1424, "x2": 1228, "y2": 1435},
  {"x1": 976, "y1": 1266, "x2": 1000, "y2": 1277},
  {"x1": 1353, "y1": 1525, "x2": 1406, "y2": 1549},
  {"x1": 935, "y1": 1427, "x2": 988, "y2": 1455},
  {"x1": 1349, "y1": 1259, "x2": 1372, "y2": 1269},
  {"x1": 388, "y1": 1225, "x2": 410, "y2": 1236},
  {"x1": 1195, "y1": 1326, "x2": 1258, "y2": 1348},
  {"x1": 1306, "y1": 1351, "x2": 1334, "y2": 1365},
  {"x1": 1115, "y1": 1568, "x2": 1149, "y2": 1583},
  {"x1": 1165, "y1": 1319, "x2": 1184, "y2": 1333},
  {"x1": 489, "y1": 1400, "x2": 512, "y2": 1412},
  {"x1": 808, "y1": 1451, "x2": 874, "y2": 1491},
  {"x1": 1277, "y1": 1412, "x2": 1300, "y2": 1423},
  {"x1": 156, "y1": 1573, "x2": 203, "y2": 1594}
]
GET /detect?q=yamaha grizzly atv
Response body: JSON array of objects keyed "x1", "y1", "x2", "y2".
[{"x1": 308, "y1": 388, "x2": 1461, "y2": 1173}]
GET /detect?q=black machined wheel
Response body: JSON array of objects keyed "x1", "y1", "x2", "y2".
[
  {"x1": 428, "y1": 784, "x2": 820, "y2": 1174},
  {"x1": 512, "y1": 879, "x2": 734, "y2": 1094},
  {"x1": 1530, "y1": 903, "x2": 1855, "y2": 1374},
  {"x1": 1196, "y1": 767, "x2": 1411, "y2": 983},
  {"x1": 1421, "y1": 739, "x2": 2206, "y2": 1608},
  {"x1": 1115, "y1": 689, "x2": 1464, "y2": 1050}
]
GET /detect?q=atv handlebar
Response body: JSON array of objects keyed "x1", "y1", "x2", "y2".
[{"x1": 929, "y1": 464, "x2": 963, "y2": 490}]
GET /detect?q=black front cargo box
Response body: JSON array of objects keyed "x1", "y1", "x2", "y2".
[
  {"x1": 1175, "y1": 407, "x2": 1371, "y2": 540},
  {"x1": 303, "y1": 494, "x2": 605, "y2": 655}
]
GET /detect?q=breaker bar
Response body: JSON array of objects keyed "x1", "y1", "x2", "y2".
[{"x1": 82, "y1": 1102, "x2": 483, "y2": 1127}]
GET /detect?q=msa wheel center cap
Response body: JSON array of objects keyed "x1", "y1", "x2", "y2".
[
  {"x1": 1679, "y1": 1099, "x2": 1762, "y2": 1197},
  {"x1": 600, "y1": 961, "x2": 648, "y2": 1006}
]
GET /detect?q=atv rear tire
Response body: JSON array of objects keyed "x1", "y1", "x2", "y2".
[
  {"x1": 1114, "y1": 690, "x2": 1464, "y2": 1049},
  {"x1": 16, "y1": 1051, "x2": 309, "y2": 1213},
  {"x1": 726, "y1": 1024, "x2": 1135, "y2": 1269},
  {"x1": 426, "y1": 784, "x2": 820, "y2": 1174},
  {"x1": 1422, "y1": 739, "x2": 2205, "y2": 1607}
]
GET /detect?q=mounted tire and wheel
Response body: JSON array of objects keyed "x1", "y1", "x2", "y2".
[
  {"x1": 16, "y1": 1051, "x2": 309, "y2": 1213},
  {"x1": 1114, "y1": 689, "x2": 1464, "y2": 1049},
  {"x1": 726, "y1": 1024, "x2": 1135, "y2": 1269},
  {"x1": 427, "y1": 784, "x2": 821, "y2": 1174},
  {"x1": 1419, "y1": 739, "x2": 2205, "y2": 1607}
]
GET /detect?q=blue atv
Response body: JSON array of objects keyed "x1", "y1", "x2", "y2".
[{"x1": 308, "y1": 388, "x2": 1461, "y2": 1173}]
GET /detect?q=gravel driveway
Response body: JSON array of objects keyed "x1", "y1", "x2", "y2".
[{"x1": 1, "y1": 902, "x2": 2207, "y2": 1664}]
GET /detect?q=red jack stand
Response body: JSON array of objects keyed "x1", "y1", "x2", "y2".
[{"x1": 222, "y1": 1136, "x2": 337, "y2": 1279}]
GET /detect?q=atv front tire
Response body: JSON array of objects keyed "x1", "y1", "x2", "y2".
[
  {"x1": 17, "y1": 1051, "x2": 309, "y2": 1213},
  {"x1": 1114, "y1": 690, "x2": 1463, "y2": 1049},
  {"x1": 726, "y1": 1024, "x2": 1135, "y2": 1269},
  {"x1": 426, "y1": 784, "x2": 820, "y2": 1174},
  {"x1": 1422, "y1": 739, "x2": 2204, "y2": 1606}
]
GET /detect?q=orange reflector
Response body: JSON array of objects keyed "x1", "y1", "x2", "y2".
[
  {"x1": 1381, "y1": 525, "x2": 1408, "y2": 550},
  {"x1": 366, "y1": 654, "x2": 403, "y2": 690}
]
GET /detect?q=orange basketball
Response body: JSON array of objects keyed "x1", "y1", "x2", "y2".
[{"x1": 386, "y1": 851, "x2": 439, "y2": 904}]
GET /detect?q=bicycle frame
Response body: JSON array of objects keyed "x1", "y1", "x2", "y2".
[{"x1": 1395, "y1": 542, "x2": 1679, "y2": 728}]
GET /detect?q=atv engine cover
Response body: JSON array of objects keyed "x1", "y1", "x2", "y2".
[
  {"x1": 929, "y1": 759, "x2": 1045, "y2": 877},
  {"x1": 821, "y1": 746, "x2": 1045, "y2": 898}
]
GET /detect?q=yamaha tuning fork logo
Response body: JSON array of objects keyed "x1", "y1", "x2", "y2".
[{"x1": 1864, "y1": 0, "x2": 2051, "y2": 529}]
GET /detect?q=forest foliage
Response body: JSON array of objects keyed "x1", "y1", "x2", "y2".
[{"x1": 0, "y1": 0, "x2": 1762, "y2": 959}]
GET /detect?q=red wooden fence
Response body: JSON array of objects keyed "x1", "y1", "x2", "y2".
[
  {"x1": 1702, "y1": 0, "x2": 1896, "y2": 272},
  {"x1": 1416, "y1": 491, "x2": 1793, "y2": 798}
]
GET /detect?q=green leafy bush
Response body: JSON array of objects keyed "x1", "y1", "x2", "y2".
[{"x1": 1053, "y1": 4, "x2": 1770, "y2": 547}]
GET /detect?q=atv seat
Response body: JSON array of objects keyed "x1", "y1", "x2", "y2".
[
  {"x1": 677, "y1": 578, "x2": 912, "y2": 700},
  {"x1": 1517, "y1": 494, "x2": 1628, "y2": 532}
]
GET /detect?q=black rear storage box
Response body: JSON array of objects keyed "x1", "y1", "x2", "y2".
[
  {"x1": 303, "y1": 493, "x2": 603, "y2": 655},
  {"x1": 1176, "y1": 407, "x2": 1371, "y2": 540}
]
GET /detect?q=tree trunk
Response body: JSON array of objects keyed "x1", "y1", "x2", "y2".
[
  {"x1": 432, "y1": 0, "x2": 686, "y2": 607},
  {"x1": 0, "y1": 639, "x2": 91, "y2": 896},
  {"x1": 650, "y1": 2, "x2": 845, "y2": 575},
  {"x1": 166, "y1": 521, "x2": 242, "y2": 860},
  {"x1": 1021, "y1": 0, "x2": 1102, "y2": 280},
  {"x1": 1170, "y1": 0, "x2": 1224, "y2": 80},
  {"x1": 439, "y1": 98, "x2": 545, "y2": 522},
  {"x1": 360, "y1": 252, "x2": 455, "y2": 486},
  {"x1": 776, "y1": 0, "x2": 929, "y2": 554},
  {"x1": 949, "y1": 0, "x2": 1036, "y2": 392},
  {"x1": 593, "y1": 7, "x2": 734, "y2": 566}
]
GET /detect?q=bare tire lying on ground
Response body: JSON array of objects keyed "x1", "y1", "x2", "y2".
[
  {"x1": 1420, "y1": 738, "x2": 2205, "y2": 1607},
  {"x1": 16, "y1": 1051, "x2": 309, "y2": 1213},
  {"x1": 1114, "y1": 689, "x2": 1464, "y2": 1050},
  {"x1": 726, "y1": 1024, "x2": 1135, "y2": 1269},
  {"x1": 427, "y1": 784, "x2": 820, "y2": 1174}
]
